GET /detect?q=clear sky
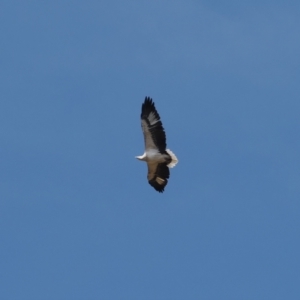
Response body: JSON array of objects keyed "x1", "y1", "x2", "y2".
[{"x1": 1, "y1": 1, "x2": 300, "y2": 299}]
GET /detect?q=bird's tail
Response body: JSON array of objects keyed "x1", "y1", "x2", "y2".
[{"x1": 166, "y1": 149, "x2": 178, "y2": 168}]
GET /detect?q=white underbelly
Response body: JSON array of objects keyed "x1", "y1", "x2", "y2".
[{"x1": 146, "y1": 149, "x2": 166, "y2": 163}]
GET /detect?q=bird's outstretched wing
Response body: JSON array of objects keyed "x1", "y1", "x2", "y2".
[
  {"x1": 141, "y1": 97, "x2": 167, "y2": 153},
  {"x1": 147, "y1": 162, "x2": 170, "y2": 193}
]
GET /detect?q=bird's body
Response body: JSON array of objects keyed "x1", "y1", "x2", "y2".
[{"x1": 136, "y1": 97, "x2": 178, "y2": 193}]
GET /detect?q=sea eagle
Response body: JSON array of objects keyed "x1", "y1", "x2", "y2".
[{"x1": 136, "y1": 97, "x2": 178, "y2": 193}]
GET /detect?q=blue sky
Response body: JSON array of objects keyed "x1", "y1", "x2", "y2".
[{"x1": 1, "y1": 1, "x2": 300, "y2": 299}]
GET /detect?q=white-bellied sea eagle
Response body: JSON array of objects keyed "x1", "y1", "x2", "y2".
[{"x1": 136, "y1": 97, "x2": 178, "y2": 193}]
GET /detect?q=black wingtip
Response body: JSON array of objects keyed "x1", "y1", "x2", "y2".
[
  {"x1": 143, "y1": 96, "x2": 154, "y2": 108},
  {"x1": 149, "y1": 182, "x2": 165, "y2": 193},
  {"x1": 141, "y1": 96, "x2": 158, "y2": 118}
]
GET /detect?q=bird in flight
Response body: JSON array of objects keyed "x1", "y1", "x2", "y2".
[{"x1": 136, "y1": 97, "x2": 178, "y2": 193}]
